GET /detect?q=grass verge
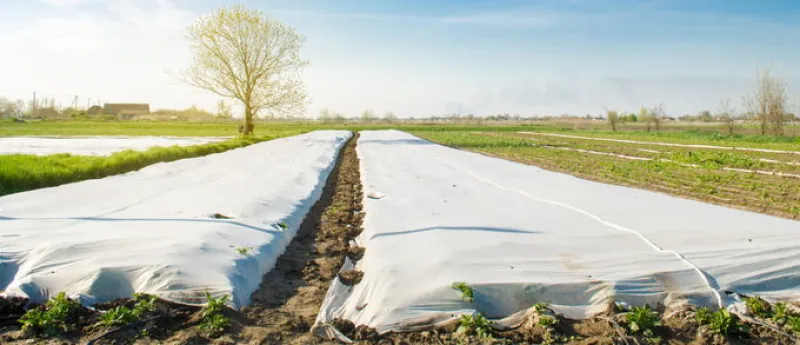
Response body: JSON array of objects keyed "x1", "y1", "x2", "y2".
[{"x1": 0, "y1": 135, "x2": 281, "y2": 196}]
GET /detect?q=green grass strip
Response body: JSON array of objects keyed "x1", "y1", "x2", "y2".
[{"x1": 0, "y1": 135, "x2": 282, "y2": 197}]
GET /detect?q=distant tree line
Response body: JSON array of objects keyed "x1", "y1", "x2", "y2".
[{"x1": 604, "y1": 68, "x2": 797, "y2": 136}]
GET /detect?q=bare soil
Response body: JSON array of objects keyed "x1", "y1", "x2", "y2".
[
  {"x1": 352, "y1": 304, "x2": 798, "y2": 345},
  {"x1": 1, "y1": 133, "x2": 797, "y2": 344}
]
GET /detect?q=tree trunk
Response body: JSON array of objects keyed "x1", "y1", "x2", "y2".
[{"x1": 243, "y1": 104, "x2": 254, "y2": 135}]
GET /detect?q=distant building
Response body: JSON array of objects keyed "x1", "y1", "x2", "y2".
[{"x1": 103, "y1": 103, "x2": 150, "y2": 120}]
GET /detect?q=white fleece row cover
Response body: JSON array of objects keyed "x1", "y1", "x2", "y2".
[
  {"x1": 0, "y1": 130, "x2": 351, "y2": 308},
  {"x1": 315, "y1": 130, "x2": 800, "y2": 339},
  {"x1": 0, "y1": 136, "x2": 226, "y2": 156}
]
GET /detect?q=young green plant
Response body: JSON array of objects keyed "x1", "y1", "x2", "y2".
[
  {"x1": 456, "y1": 313, "x2": 493, "y2": 340},
  {"x1": 99, "y1": 293, "x2": 158, "y2": 327},
  {"x1": 744, "y1": 296, "x2": 771, "y2": 318},
  {"x1": 198, "y1": 292, "x2": 231, "y2": 337},
  {"x1": 18, "y1": 292, "x2": 81, "y2": 337},
  {"x1": 625, "y1": 305, "x2": 661, "y2": 336},
  {"x1": 451, "y1": 282, "x2": 474, "y2": 302}
]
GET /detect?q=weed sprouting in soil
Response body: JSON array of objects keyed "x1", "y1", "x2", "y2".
[
  {"x1": 18, "y1": 292, "x2": 81, "y2": 337},
  {"x1": 451, "y1": 282, "x2": 474, "y2": 302},
  {"x1": 456, "y1": 313, "x2": 493, "y2": 339},
  {"x1": 277, "y1": 222, "x2": 288, "y2": 230},
  {"x1": 198, "y1": 292, "x2": 231, "y2": 337}
]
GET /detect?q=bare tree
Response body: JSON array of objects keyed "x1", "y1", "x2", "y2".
[
  {"x1": 318, "y1": 108, "x2": 333, "y2": 122},
  {"x1": 15, "y1": 100, "x2": 26, "y2": 117},
  {"x1": 0, "y1": 98, "x2": 21, "y2": 118},
  {"x1": 650, "y1": 103, "x2": 665, "y2": 131},
  {"x1": 361, "y1": 110, "x2": 376, "y2": 123},
  {"x1": 717, "y1": 98, "x2": 736, "y2": 135},
  {"x1": 183, "y1": 4, "x2": 308, "y2": 135},
  {"x1": 639, "y1": 106, "x2": 652, "y2": 132},
  {"x1": 792, "y1": 102, "x2": 800, "y2": 136},
  {"x1": 382, "y1": 111, "x2": 397, "y2": 123},
  {"x1": 606, "y1": 109, "x2": 620, "y2": 132},
  {"x1": 745, "y1": 68, "x2": 788, "y2": 136},
  {"x1": 318, "y1": 108, "x2": 346, "y2": 124},
  {"x1": 216, "y1": 100, "x2": 232, "y2": 121}
]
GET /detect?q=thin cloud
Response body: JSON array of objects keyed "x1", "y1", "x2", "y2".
[
  {"x1": 274, "y1": 9, "x2": 423, "y2": 22},
  {"x1": 438, "y1": 10, "x2": 562, "y2": 28},
  {"x1": 278, "y1": 7, "x2": 564, "y2": 28},
  {"x1": 38, "y1": 0, "x2": 105, "y2": 6}
]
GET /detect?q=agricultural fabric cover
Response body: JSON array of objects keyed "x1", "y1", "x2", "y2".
[
  {"x1": 0, "y1": 136, "x2": 226, "y2": 156},
  {"x1": 0, "y1": 130, "x2": 351, "y2": 307},
  {"x1": 314, "y1": 130, "x2": 800, "y2": 341}
]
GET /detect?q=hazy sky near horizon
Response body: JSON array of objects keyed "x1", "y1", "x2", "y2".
[{"x1": 1, "y1": 0, "x2": 799, "y2": 118}]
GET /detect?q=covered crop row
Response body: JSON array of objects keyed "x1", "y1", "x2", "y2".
[
  {"x1": 315, "y1": 130, "x2": 800, "y2": 342},
  {"x1": 0, "y1": 131, "x2": 351, "y2": 308}
]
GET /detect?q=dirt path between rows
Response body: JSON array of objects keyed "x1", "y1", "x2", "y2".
[
  {"x1": 518, "y1": 131, "x2": 800, "y2": 155},
  {"x1": 235, "y1": 132, "x2": 365, "y2": 345}
]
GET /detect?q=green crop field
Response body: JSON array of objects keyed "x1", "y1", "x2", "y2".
[
  {"x1": 0, "y1": 119, "x2": 280, "y2": 137},
  {"x1": 412, "y1": 130, "x2": 800, "y2": 219},
  {"x1": 0, "y1": 134, "x2": 297, "y2": 196},
  {"x1": 517, "y1": 126, "x2": 800, "y2": 151}
]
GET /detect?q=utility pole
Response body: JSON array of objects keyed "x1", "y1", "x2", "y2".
[
  {"x1": 31, "y1": 92, "x2": 36, "y2": 117},
  {"x1": 72, "y1": 95, "x2": 78, "y2": 109},
  {"x1": 87, "y1": 98, "x2": 91, "y2": 110}
]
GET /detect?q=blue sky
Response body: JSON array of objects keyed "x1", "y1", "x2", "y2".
[{"x1": 0, "y1": 0, "x2": 798, "y2": 117}]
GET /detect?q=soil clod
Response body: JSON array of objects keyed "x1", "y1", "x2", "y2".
[
  {"x1": 347, "y1": 246, "x2": 366, "y2": 261},
  {"x1": 337, "y1": 270, "x2": 364, "y2": 286},
  {"x1": 353, "y1": 324, "x2": 380, "y2": 341}
]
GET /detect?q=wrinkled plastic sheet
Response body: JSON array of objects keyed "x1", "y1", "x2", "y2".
[
  {"x1": 314, "y1": 130, "x2": 800, "y2": 341},
  {"x1": 0, "y1": 136, "x2": 227, "y2": 156},
  {"x1": 0, "y1": 130, "x2": 351, "y2": 308}
]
